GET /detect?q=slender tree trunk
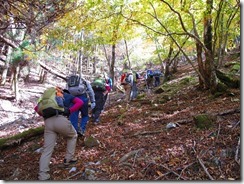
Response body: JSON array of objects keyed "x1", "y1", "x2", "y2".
[
  {"x1": 196, "y1": 43, "x2": 205, "y2": 89},
  {"x1": 110, "y1": 44, "x2": 116, "y2": 89},
  {"x1": 14, "y1": 65, "x2": 20, "y2": 101},
  {"x1": 10, "y1": 67, "x2": 15, "y2": 90},
  {"x1": 171, "y1": 57, "x2": 179, "y2": 73},
  {"x1": 163, "y1": 45, "x2": 173, "y2": 82},
  {"x1": 92, "y1": 56, "x2": 97, "y2": 74},
  {"x1": 77, "y1": 49, "x2": 83, "y2": 75},
  {"x1": 1, "y1": 46, "x2": 12, "y2": 85},
  {"x1": 204, "y1": 0, "x2": 217, "y2": 93},
  {"x1": 124, "y1": 39, "x2": 131, "y2": 69}
]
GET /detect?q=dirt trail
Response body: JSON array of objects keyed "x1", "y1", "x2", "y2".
[{"x1": 0, "y1": 61, "x2": 240, "y2": 180}]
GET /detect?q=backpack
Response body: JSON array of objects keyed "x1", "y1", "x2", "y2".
[
  {"x1": 121, "y1": 73, "x2": 131, "y2": 85},
  {"x1": 107, "y1": 78, "x2": 113, "y2": 88},
  {"x1": 147, "y1": 70, "x2": 154, "y2": 78},
  {"x1": 132, "y1": 71, "x2": 139, "y2": 82},
  {"x1": 125, "y1": 74, "x2": 132, "y2": 83},
  {"x1": 67, "y1": 75, "x2": 87, "y2": 96},
  {"x1": 37, "y1": 87, "x2": 64, "y2": 114},
  {"x1": 153, "y1": 70, "x2": 162, "y2": 77},
  {"x1": 91, "y1": 78, "x2": 106, "y2": 91}
]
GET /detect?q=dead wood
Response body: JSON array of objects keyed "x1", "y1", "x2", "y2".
[
  {"x1": 157, "y1": 164, "x2": 187, "y2": 180},
  {"x1": 232, "y1": 120, "x2": 240, "y2": 129},
  {"x1": 119, "y1": 148, "x2": 144, "y2": 163},
  {"x1": 197, "y1": 158, "x2": 214, "y2": 180},
  {"x1": 133, "y1": 130, "x2": 164, "y2": 137},
  {"x1": 171, "y1": 118, "x2": 193, "y2": 125},
  {"x1": 0, "y1": 127, "x2": 44, "y2": 150},
  {"x1": 0, "y1": 95, "x2": 15, "y2": 100},
  {"x1": 19, "y1": 89, "x2": 44, "y2": 94},
  {"x1": 235, "y1": 137, "x2": 240, "y2": 165},
  {"x1": 155, "y1": 171, "x2": 171, "y2": 180},
  {"x1": 38, "y1": 61, "x2": 67, "y2": 81},
  {"x1": 177, "y1": 162, "x2": 196, "y2": 180},
  {"x1": 217, "y1": 108, "x2": 240, "y2": 116}
]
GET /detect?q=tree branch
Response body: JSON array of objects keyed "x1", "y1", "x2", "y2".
[{"x1": 197, "y1": 158, "x2": 214, "y2": 180}]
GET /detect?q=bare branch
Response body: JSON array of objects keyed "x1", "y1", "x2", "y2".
[
  {"x1": 197, "y1": 158, "x2": 214, "y2": 180},
  {"x1": 235, "y1": 137, "x2": 240, "y2": 165}
]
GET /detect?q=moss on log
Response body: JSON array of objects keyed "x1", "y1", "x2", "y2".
[
  {"x1": 216, "y1": 70, "x2": 240, "y2": 88},
  {"x1": 0, "y1": 126, "x2": 44, "y2": 150}
]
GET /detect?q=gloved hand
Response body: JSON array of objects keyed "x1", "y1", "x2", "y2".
[
  {"x1": 91, "y1": 102, "x2": 96, "y2": 109},
  {"x1": 63, "y1": 108, "x2": 70, "y2": 117}
]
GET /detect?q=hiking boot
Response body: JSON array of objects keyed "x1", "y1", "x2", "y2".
[
  {"x1": 63, "y1": 158, "x2": 77, "y2": 166},
  {"x1": 38, "y1": 172, "x2": 51, "y2": 180}
]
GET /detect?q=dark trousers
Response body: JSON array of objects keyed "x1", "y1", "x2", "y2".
[
  {"x1": 146, "y1": 77, "x2": 154, "y2": 89},
  {"x1": 92, "y1": 91, "x2": 105, "y2": 121},
  {"x1": 154, "y1": 76, "x2": 160, "y2": 87},
  {"x1": 131, "y1": 82, "x2": 138, "y2": 100},
  {"x1": 102, "y1": 94, "x2": 108, "y2": 110}
]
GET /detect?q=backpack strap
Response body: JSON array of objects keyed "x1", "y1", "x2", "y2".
[{"x1": 80, "y1": 77, "x2": 88, "y2": 88}]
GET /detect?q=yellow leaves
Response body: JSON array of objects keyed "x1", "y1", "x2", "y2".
[
  {"x1": 156, "y1": 170, "x2": 164, "y2": 177},
  {"x1": 168, "y1": 157, "x2": 181, "y2": 167}
]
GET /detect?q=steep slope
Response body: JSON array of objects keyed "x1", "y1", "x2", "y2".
[{"x1": 0, "y1": 55, "x2": 240, "y2": 180}]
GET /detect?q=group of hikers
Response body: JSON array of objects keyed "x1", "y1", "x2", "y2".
[
  {"x1": 35, "y1": 67, "x2": 163, "y2": 180},
  {"x1": 120, "y1": 68, "x2": 163, "y2": 102}
]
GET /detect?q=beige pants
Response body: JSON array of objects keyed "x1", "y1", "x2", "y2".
[
  {"x1": 38, "y1": 115, "x2": 77, "y2": 180},
  {"x1": 123, "y1": 84, "x2": 132, "y2": 102}
]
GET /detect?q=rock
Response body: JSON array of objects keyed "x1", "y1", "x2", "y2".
[
  {"x1": 193, "y1": 113, "x2": 217, "y2": 130},
  {"x1": 84, "y1": 136, "x2": 99, "y2": 148}
]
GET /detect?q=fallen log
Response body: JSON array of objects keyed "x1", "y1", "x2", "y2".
[{"x1": 0, "y1": 126, "x2": 44, "y2": 150}]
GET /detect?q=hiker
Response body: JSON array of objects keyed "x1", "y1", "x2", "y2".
[
  {"x1": 91, "y1": 74, "x2": 111, "y2": 123},
  {"x1": 120, "y1": 69, "x2": 133, "y2": 102},
  {"x1": 106, "y1": 76, "x2": 113, "y2": 90},
  {"x1": 34, "y1": 87, "x2": 84, "y2": 180},
  {"x1": 145, "y1": 69, "x2": 154, "y2": 90},
  {"x1": 66, "y1": 74, "x2": 96, "y2": 136},
  {"x1": 131, "y1": 70, "x2": 140, "y2": 100},
  {"x1": 153, "y1": 69, "x2": 163, "y2": 87},
  {"x1": 102, "y1": 76, "x2": 112, "y2": 111}
]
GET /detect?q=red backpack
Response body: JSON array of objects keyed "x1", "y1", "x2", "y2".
[
  {"x1": 120, "y1": 73, "x2": 127, "y2": 85},
  {"x1": 121, "y1": 73, "x2": 132, "y2": 85}
]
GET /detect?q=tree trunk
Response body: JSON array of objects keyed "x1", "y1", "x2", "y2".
[
  {"x1": 1, "y1": 46, "x2": 12, "y2": 85},
  {"x1": 110, "y1": 44, "x2": 116, "y2": 89},
  {"x1": 163, "y1": 45, "x2": 173, "y2": 82},
  {"x1": 23, "y1": 65, "x2": 31, "y2": 83},
  {"x1": 38, "y1": 61, "x2": 66, "y2": 81},
  {"x1": 40, "y1": 70, "x2": 47, "y2": 84},
  {"x1": 92, "y1": 56, "x2": 97, "y2": 74},
  {"x1": 124, "y1": 39, "x2": 131, "y2": 69},
  {"x1": 14, "y1": 65, "x2": 20, "y2": 101},
  {"x1": 172, "y1": 58, "x2": 178, "y2": 73},
  {"x1": 78, "y1": 49, "x2": 83, "y2": 75},
  {"x1": 196, "y1": 43, "x2": 205, "y2": 89},
  {"x1": 203, "y1": 0, "x2": 217, "y2": 93},
  {"x1": 10, "y1": 67, "x2": 15, "y2": 91}
]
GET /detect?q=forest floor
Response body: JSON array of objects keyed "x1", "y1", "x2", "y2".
[{"x1": 0, "y1": 52, "x2": 241, "y2": 181}]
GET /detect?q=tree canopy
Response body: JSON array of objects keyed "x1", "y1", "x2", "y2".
[{"x1": 0, "y1": 0, "x2": 240, "y2": 96}]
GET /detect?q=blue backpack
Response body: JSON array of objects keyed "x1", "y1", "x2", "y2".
[
  {"x1": 153, "y1": 70, "x2": 162, "y2": 77},
  {"x1": 147, "y1": 70, "x2": 154, "y2": 78}
]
